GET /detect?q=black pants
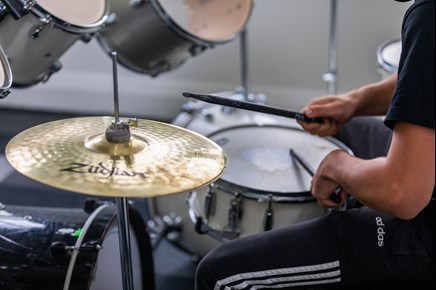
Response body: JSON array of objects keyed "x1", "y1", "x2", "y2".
[{"x1": 195, "y1": 117, "x2": 435, "y2": 290}]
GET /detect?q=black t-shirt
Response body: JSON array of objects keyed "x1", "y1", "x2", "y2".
[{"x1": 385, "y1": 0, "x2": 435, "y2": 130}]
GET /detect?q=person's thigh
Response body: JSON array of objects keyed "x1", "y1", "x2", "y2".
[
  {"x1": 195, "y1": 207, "x2": 434, "y2": 290},
  {"x1": 334, "y1": 117, "x2": 393, "y2": 159}
]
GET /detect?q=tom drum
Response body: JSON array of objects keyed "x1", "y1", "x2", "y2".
[
  {"x1": 0, "y1": 0, "x2": 109, "y2": 86},
  {"x1": 97, "y1": 0, "x2": 253, "y2": 76}
]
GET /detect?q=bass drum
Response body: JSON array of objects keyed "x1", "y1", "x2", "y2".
[
  {"x1": 0, "y1": 44, "x2": 12, "y2": 98},
  {"x1": 0, "y1": 0, "x2": 109, "y2": 86},
  {"x1": 0, "y1": 202, "x2": 154, "y2": 290},
  {"x1": 148, "y1": 93, "x2": 352, "y2": 257},
  {"x1": 96, "y1": 0, "x2": 253, "y2": 76}
]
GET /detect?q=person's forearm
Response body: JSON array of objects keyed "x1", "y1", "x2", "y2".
[
  {"x1": 349, "y1": 73, "x2": 397, "y2": 116},
  {"x1": 327, "y1": 152, "x2": 396, "y2": 213}
]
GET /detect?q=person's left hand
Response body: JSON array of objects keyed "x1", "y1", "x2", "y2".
[{"x1": 310, "y1": 150, "x2": 347, "y2": 208}]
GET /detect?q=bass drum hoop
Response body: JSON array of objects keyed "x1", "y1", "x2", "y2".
[{"x1": 30, "y1": 0, "x2": 110, "y2": 34}]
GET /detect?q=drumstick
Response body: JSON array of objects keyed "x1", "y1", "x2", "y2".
[
  {"x1": 183, "y1": 92, "x2": 323, "y2": 123},
  {"x1": 290, "y1": 149, "x2": 342, "y2": 204}
]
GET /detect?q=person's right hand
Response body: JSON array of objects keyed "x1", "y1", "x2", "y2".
[{"x1": 297, "y1": 93, "x2": 357, "y2": 137}]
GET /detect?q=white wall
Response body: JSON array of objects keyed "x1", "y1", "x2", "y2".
[{"x1": 0, "y1": 0, "x2": 411, "y2": 121}]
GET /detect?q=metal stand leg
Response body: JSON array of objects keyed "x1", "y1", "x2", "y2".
[
  {"x1": 323, "y1": 0, "x2": 339, "y2": 95},
  {"x1": 239, "y1": 29, "x2": 250, "y2": 101},
  {"x1": 116, "y1": 197, "x2": 134, "y2": 290}
]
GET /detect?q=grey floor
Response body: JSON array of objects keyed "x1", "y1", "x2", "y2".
[{"x1": 0, "y1": 108, "x2": 197, "y2": 290}]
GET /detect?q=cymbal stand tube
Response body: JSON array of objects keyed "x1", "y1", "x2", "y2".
[
  {"x1": 110, "y1": 51, "x2": 134, "y2": 290},
  {"x1": 323, "y1": 0, "x2": 338, "y2": 95},
  {"x1": 116, "y1": 197, "x2": 135, "y2": 290},
  {"x1": 111, "y1": 52, "x2": 121, "y2": 123},
  {"x1": 239, "y1": 29, "x2": 250, "y2": 100}
]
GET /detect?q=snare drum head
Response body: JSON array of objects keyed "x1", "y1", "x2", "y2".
[
  {"x1": 156, "y1": 0, "x2": 253, "y2": 42},
  {"x1": 0, "y1": 45, "x2": 12, "y2": 89},
  {"x1": 208, "y1": 125, "x2": 352, "y2": 194},
  {"x1": 36, "y1": 0, "x2": 107, "y2": 27}
]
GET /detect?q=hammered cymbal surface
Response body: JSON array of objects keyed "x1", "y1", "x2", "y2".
[{"x1": 6, "y1": 117, "x2": 227, "y2": 198}]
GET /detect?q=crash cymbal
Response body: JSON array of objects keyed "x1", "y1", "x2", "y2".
[{"x1": 5, "y1": 116, "x2": 227, "y2": 198}]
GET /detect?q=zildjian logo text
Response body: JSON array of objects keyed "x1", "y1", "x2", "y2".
[{"x1": 60, "y1": 162, "x2": 147, "y2": 179}]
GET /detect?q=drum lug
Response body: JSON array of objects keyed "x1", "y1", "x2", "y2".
[
  {"x1": 201, "y1": 108, "x2": 214, "y2": 123},
  {"x1": 189, "y1": 44, "x2": 208, "y2": 57},
  {"x1": 0, "y1": 89, "x2": 11, "y2": 99},
  {"x1": 129, "y1": 0, "x2": 145, "y2": 9},
  {"x1": 29, "y1": 24, "x2": 44, "y2": 39},
  {"x1": 263, "y1": 194, "x2": 274, "y2": 231},
  {"x1": 204, "y1": 184, "x2": 217, "y2": 219},
  {"x1": 223, "y1": 194, "x2": 244, "y2": 239},
  {"x1": 51, "y1": 240, "x2": 102, "y2": 258},
  {"x1": 104, "y1": 13, "x2": 117, "y2": 26}
]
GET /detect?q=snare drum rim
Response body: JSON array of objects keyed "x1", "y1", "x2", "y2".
[
  {"x1": 377, "y1": 38, "x2": 402, "y2": 74},
  {"x1": 31, "y1": 0, "x2": 110, "y2": 34},
  {"x1": 211, "y1": 178, "x2": 316, "y2": 203},
  {"x1": 150, "y1": 0, "x2": 254, "y2": 46},
  {"x1": 0, "y1": 44, "x2": 12, "y2": 89}
]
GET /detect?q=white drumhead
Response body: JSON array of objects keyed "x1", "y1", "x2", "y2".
[
  {"x1": 156, "y1": 0, "x2": 252, "y2": 42},
  {"x1": 36, "y1": 0, "x2": 107, "y2": 27},
  {"x1": 208, "y1": 125, "x2": 352, "y2": 193},
  {"x1": 0, "y1": 45, "x2": 12, "y2": 89}
]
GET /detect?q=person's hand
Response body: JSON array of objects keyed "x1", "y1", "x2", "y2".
[
  {"x1": 310, "y1": 150, "x2": 348, "y2": 208},
  {"x1": 297, "y1": 94, "x2": 357, "y2": 137}
]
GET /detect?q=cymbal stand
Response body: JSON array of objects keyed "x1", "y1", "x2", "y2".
[
  {"x1": 323, "y1": 0, "x2": 339, "y2": 95},
  {"x1": 239, "y1": 28, "x2": 250, "y2": 101},
  {"x1": 106, "y1": 51, "x2": 134, "y2": 290}
]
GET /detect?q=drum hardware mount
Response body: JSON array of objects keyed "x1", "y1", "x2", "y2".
[
  {"x1": 50, "y1": 240, "x2": 102, "y2": 259},
  {"x1": 129, "y1": 0, "x2": 146, "y2": 9},
  {"x1": 264, "y1": 194, "x2": 274, "y2": 231},
  {"x1": 147, "y1": 213, "x2": 183, "y2": 249},
  {"x1": 0, "y1": 89, "x2": 11, "y2": 99},
  {"x1": 204, "y1": 184, "x2": 217, "y2": 219},
  {"x1": 223, "y1": 193, "x2": 244, "y2": 239},
  {"x1": 1, "y1": 0, "x2": 33, "y2": 19}
]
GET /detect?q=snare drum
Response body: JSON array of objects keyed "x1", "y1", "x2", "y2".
[
  {"x1": 0, "y1": 44, "x2": 12, "y2": 98},
  {"x1": 149, "y1": 123, "x2": 353, "y2": 257},
  {"x1": 0, "y1": 0, "x2": 109, "y2": 86},
  {"x1": 377, "y1": 39, "x2": 402, "y2": 78},
  {"x1": 0, "y1": 203, "x2": 154, "y2": 290},
  {"x1": 96, "y1": 0, "x2": 253, "y2": 76}
]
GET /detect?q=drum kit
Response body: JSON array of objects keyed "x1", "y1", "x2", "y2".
[{"x1": 0, "y1": 1, "x2": 402, "y2": 290}]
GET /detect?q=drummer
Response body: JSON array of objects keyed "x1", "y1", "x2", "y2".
[{"x1": 195, "y1": 0, "x2": 434, "y2": 288}]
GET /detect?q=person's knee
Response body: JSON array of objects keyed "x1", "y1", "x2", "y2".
[{"x1": 195, "y1": 253, "x2": 220, "y2": 290}]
